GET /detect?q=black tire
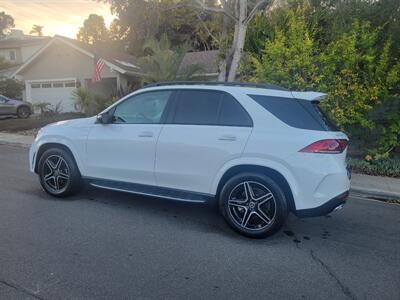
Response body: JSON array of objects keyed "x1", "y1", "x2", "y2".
[
  {"x1": 38, "y1": 148, "x2": 82, "y2": 197},
  {"x1": 17, "y1": 106, "x2": 31, "y2": 118},
  {"x1": 219, "y1": 173, "x2": 288, "y2": 238}
]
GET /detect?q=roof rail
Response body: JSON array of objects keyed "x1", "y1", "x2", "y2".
[{"x1": 144, "y1": 81, "x2": 289, "y2": 91}]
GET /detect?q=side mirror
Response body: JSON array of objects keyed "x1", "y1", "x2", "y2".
[{"x1": 96, "y1": 112, "x2": 113, "y2": 124}]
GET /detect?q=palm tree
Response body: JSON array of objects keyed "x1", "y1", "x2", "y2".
[
  {"x1": 138, "y1": 34, "x2": 202, "y2": 83},
  {"x1": 30, "y1": 25, "x2": 44, "y2": 37}
]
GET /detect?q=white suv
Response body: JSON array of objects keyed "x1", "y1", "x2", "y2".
[{"x1": 29, "y1": 82, "x2": 350, "y2": 238}]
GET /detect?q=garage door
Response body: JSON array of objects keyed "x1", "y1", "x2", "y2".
[{"x1": 29, "y1": 80, "x2": 79, "y2": 112}]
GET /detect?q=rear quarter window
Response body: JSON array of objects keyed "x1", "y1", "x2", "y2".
[{"x1": 248, "y1": 94, "x2": 338, "y2": 131}]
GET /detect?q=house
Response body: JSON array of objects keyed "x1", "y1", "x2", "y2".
[
  {"x1": 12, "y1": 35, "x2": 144, "y2": 112},
  {"x1": 178, "y1": 50, "x2": 219, "y2": 79},
  {"x1": 5, "y1": 33, "x2": 220, "y2": 113},
  {"x1": 0, "y1": 33, "x2": 50, "y2": 78}
]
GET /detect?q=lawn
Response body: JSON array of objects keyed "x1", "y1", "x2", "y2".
[{"x1": 0, "y1": 113, "x2": 86, "y2": 133}]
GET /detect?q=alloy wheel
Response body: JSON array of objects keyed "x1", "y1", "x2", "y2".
[
  {"x1": 228, "y1": 181, "x2": 276, "y2": 231},
  {"x1": 42, "y1": 155, "x2": 70, "y2": 194},
  {"x1": 18, "y1": 107, "x2": 30, "y2": 118}
]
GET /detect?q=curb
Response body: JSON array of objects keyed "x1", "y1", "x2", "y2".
[
  {"x1": 350, "y1": 186, "x2": 400, "y2": 201},
  {"x1": 0, "y1": 141, "x2": 31, "y2": 148}
]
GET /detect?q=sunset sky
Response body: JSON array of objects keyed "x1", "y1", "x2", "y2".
[{"x1": 0, "y1": 0, "x2": 114, "y2": 38}]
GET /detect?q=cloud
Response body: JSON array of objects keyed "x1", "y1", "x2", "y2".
[{"x1": 0, "y1": 0, "x2": 114, "y2": 38}]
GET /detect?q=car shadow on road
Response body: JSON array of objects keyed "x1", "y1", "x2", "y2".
[
  {"x1": 66, "y1": 184, "x2": 295, "y2": 244},
  {"x1": 32, "y1": 183, "x2": 339, "y2": 246}
]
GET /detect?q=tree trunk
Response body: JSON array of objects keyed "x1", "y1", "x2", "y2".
[
  {"x1": 218, "y1": 5, "x2": 229, "y2": 81},
  {"x1": 227, "y1": 0, "x2": 247, "y2": 82}
]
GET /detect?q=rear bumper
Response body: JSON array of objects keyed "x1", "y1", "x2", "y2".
[{"x1": 294, "y1": 190, "x2": 349, "y2": 218}]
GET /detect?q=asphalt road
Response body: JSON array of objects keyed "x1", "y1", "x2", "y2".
[{"x1": 0, "y1": 144, "x2": 399, "y2": 300}]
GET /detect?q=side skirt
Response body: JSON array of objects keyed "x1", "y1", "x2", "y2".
[{"x1": 84, "y1": 177, "x2": 214, "y2": 204}]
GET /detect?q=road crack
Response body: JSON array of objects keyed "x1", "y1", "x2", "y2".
[
  {"x1": 310, "y1": 250, "x2": 356, "y2": 300},
  {"x1": 0, "y1": 278, "x2": 45, "y2": 300}
]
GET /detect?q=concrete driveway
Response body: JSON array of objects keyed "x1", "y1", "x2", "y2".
[{"x1": 0, "y1": 144, "x2": 399, "y2": 300}]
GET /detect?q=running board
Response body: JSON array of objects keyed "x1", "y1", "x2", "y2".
[{"x1": 85, "y1": 177, "x2": 213, "y2": 203}]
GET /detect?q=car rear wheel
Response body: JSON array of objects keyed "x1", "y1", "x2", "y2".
[
  {"x1": 219, "y1": 173, "x2": 288, "y2": 238},
  {"x1": 38, "y1": 148, "x2": 82, "y2": 197},
  {"x1": 17, "y1": 106, "x2": 30, "y2": 118}
]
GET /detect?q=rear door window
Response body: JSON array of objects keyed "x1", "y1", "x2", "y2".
[
  {"x1": 218, "y1": 94, "x2": 253, "y2": 127},
  {"x1": 172, "y1": 90, "x2": 222, "y2": 125}
]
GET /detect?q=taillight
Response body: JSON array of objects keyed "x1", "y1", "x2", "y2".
[{"x1": 300, "y1": 139, "x2": 348, "y2": 154}]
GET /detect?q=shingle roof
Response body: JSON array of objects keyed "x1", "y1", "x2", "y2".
[
  {"x1": 179, "y1": 50, "x2": 219, "y2": 75},
  {"x1": 55, "y1": 35, "x2": 141, "y2": 74},
  {"x1": 0, "y1": 37, "x2": 50, "y2": 49}
]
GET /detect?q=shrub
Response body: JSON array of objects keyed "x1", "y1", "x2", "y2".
[
  {"x1": 33, "y1": 101, "x2": 62, "y2": 117},
  {"x1": 73, "y1": 87, "x2": 116, "y2": 116},
  {"x1": 33, "y1": 102, "x2": 51, "y2": 114},
  {"x1": 0, "y1": 78, "x2": 24, "y2": 99},
  {"x1": 347, "y1": 157, "x2": 400, "y2": 178}
]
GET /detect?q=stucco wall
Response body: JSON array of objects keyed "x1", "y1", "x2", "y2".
[{"x1": 20, "y1": 44, "x2": 44, "y2": 63}]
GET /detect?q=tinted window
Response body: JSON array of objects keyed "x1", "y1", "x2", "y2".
[
  {"x1": 249, "y1": 94, "x2": 331, "y2": 131},
  {"x1": 219, "y1": 94, "x2": 252, "y2": 127},
  {"x1": 173, "y1": 90, "x2": 222, "y2": 125},
  {"x1": 306, "y1": 102, "x2": 339, "y2": 131},
  {"x1": 113, "y1": 91, "x2": 171, "y2": 124}
]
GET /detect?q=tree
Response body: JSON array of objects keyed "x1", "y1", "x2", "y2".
[
  {"x1": 77, "y1": 14, "x2": 109, "y2": 45},
  {"x1": 30, "y1": 25, "x2": 44, "y2": 36},
  {"x1": 248, "y1": 5, "x2": 400, "y2": 156},
  {"x1": 0, "y1": 11, "x2": 14, "y2": 39},
  {"x1": 138, "y1": 34, "x2": 202, "y2": 83},
  {"x1": 192, "y1": 0, "x2": 272, "y2": 81},
  {"x1": 100, "y1": 0, "x2": 220, "y2": 55}
]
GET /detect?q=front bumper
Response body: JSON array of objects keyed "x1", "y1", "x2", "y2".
[{"x1": 294, "y1": 190, "x2": 349, "y2": 218}]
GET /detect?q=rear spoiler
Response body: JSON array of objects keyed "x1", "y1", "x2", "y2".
[{"x1": 291, "y1": 91, "x2": 327, "y2": 102}]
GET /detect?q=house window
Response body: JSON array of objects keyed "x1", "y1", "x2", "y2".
[
  {"x1": 31, "y1": 83, "x2": 41, "y2": 88},
  {"x1": 42, "y1": 83, "x2": 51, "y2": 88},
  {"x1": 9, "y1": 50, "x2": 16, "y2": 61},
  {"x1": 53, "y1": 82, "x2": 64, "y2": 88},
  {"x1": 65, "y1": 82, "x2": 76, "y2": 87}
]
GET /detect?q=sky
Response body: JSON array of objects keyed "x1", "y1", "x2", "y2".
[{"x1": 0, "y1": 0, "x2": 114, "y2": 38}]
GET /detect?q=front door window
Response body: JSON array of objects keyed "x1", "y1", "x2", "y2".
[{"x1": 113, "y1": 91, "x2": 171, "y2": 124}]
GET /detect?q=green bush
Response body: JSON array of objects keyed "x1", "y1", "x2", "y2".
[
  {"x1": 347, "y1": 157, "x2": 400, "y2": 178},
  {"x1": 0, "y1": 78, "x2": 24, "y2": 99},
  {"x1": 72, "y1": 87, "x2": 116, "y2": 116},
  {"x1": 245, "y1": 5, "x2": 400, "y2": 158}
]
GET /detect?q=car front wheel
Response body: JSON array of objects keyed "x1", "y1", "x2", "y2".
[
  {"x1": 38, "y1": 148, "x2": 82, "y2": 197},
  {"x1": 219, "y1": 173, "x2": 288, "y2": 238}
]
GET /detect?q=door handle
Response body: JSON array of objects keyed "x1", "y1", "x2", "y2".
[
  {"x1": 138, "y1": 131, "x2": 154, "y2": 137},
  {"x1": 218, "y1": 135, "x2": 237, "y2": 141}
]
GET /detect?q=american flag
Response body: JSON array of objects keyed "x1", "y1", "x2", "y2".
[{"x1": 92, "y1": 55, "x2": 105, "y2": 83}]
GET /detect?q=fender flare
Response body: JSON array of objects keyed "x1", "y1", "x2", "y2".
[
  {"x1": 34, "y1": 136, "x2": 85, "y2": 174},
  {"x1": 210, "y1": 157, "x2": 299, "y2": 201}
]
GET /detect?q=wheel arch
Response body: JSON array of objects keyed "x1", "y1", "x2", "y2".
[
  {"x1": 215, "y1": 164, "x2": 297, "y2": 212},
  {"x1": 34, "y1": 142, "x2": 79, "y2": 174},
  {"x1": 17, "y1": 104, "x2": 31, "y2": 114}
]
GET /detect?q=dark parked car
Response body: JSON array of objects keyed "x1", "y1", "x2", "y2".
[{"x1": 0, "y1": 94, "x2": 32, "y2": 118}]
